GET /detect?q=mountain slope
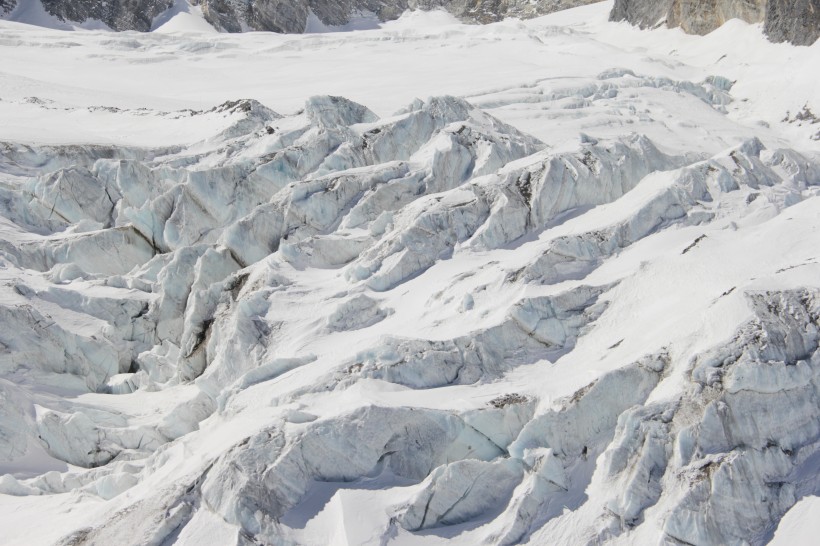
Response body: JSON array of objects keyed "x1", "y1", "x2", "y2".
[
  {"x1": 1, "y1": 0, "x2": 603, "y2": 32},
  {"x1": 3, "y1": 0, "x2": 817, "y2": 45},
  {"x1": 611, "y1": 0, "x2": 820, "y2": 46}
]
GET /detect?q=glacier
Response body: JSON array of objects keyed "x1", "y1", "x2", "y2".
[{"x1": 0, "y1": 2, "x2": 819, "y2": 545}]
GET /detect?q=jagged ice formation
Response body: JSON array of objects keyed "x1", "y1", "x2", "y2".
[{"x1": 0, "y1": 4, "x2": 819, "y2": 545}]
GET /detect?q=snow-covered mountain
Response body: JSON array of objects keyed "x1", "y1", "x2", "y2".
[
  {"x1": 1, "y1": 2, "x2": 819, "y2": 545},
  {"x1": 0, "y1": 0, "x2": 602, "y2": 32},
  {"x1": 3, "y1": 0, "x2": 817, "y2": 45}
]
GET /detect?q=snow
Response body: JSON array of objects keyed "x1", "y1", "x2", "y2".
[
  {"x1": 304, "y1": 9, "x2": 383, "y2": 33},
  {"x1": 5, "y1": 0, "x2": 111, "y2": 30},
  {"x1": 771, "y1": 496, "x2": 820, "y2": 545},
  {"x1": 0, "y1": 2, "x2": 816, "y2": 150},
  {"x1": 151, "y1": 0, "x2": 217, "y2": 34},
  {"x1": 0, "y1": 1, "x2": 819, "y2": 545}
]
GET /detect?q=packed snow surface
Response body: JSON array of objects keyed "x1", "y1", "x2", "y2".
[{"x1": 0, "y1": 2, "x2": 819, "y2": 545}]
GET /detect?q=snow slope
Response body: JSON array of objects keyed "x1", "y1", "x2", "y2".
[{"x1": 0, "y1": 2, "x2": 819, "y2": 545}]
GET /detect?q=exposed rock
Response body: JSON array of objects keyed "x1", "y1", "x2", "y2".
[
  {"x1": 41, "y1": 0, "x2": 172, "y2": 31},
  {"x1": 611, "y1": 0, "x2": 820, "y2": 45},
  {"x1": 609, "y1": 0, "x2": 672, "y2": 29},
  {"x1": 6, "y1": 0, "x2": 603, "y2": 33},
  {"x1": 196, "y1": 1, "x2": 606, "y2": 33},
  {"x1": 0, "y1": 0, "x2": 15, "y2": 16},
  {"x1": 5, "y1": 0, "x2": 818, "y2": 44},
  {"x1": 765, "y1": 0, "x2": 820, "y2": 46},
  {"x1": 669, "y1": 0, "x2": 766, "y2": 35},
  {"x1": 196, "y1": 0, "x2": 311, "y2": 33}
]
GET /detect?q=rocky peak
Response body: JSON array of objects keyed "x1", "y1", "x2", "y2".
[
  {"x1": 611, "y1": 0, "x2": 820, "y2": 45},
  {"x1": 2, "y1": 0, "x2": 604, "y2": 32},
  {"x1": 40, "y1": 0, "x2": 172, "y2": 31}
]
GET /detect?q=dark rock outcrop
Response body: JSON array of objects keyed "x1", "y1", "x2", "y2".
[
  {"x1": 2, "y1": 0, "x2": 603, "y2": 33},
  {"x1": 5, "y1": 0, "x2": 815, "y2": 45},
  {"x1": 765, "y1": 0, "x2": 820, "y2": 46},
  {"x1": 609, "y1": 0, "x2": 671, "y2": 29},
  {"x1": 610, "y1": 0, "x2": 820, "y2": 45},
  {"x1": 194, "y1": 0, "x2": 604, "y2": 33},
  {"x1": 39, "y1": 0, "x2": 172, "y2": 31},
  {"x1": 0, "y1": 0, "x2": 17, "y2": 16}
]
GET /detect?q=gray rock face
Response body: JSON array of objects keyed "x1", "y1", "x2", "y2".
[
  {"x1": 765, "y1": 0, "x2": 820, "y2": 46},
  {"x1": 611, "y1": 0, "x2": 819, "y2": 45},
  {"x1": 413, "y1": 0, "x2": 603, "y2": 25},
  {"x1": 669, "y1": 0, "x2": 766, "y2": 35},
  {"x1": 609, "y1": 0, "x2": 672, "y2": 29},
  {"x1": 36, "y1": 0, "x2": 172, "y2": 31},
  {"x1": 195, "y1": 0, "x2": 311, "y2": 33},
  {"x1": 3, "y1": 0, "x2": 602, "y2": 33}
]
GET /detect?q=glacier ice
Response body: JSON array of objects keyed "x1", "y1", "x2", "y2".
[{"x1": 0, "y1": 30, "x2": 819, "y2": 545}]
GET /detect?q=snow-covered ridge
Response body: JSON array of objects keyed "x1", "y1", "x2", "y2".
[
  {"x1": 1, "y1": 3, "x2": 819, "y2": 545},
  {"x1": 1, "y1": 0, "x2": 602, "y2": 33},
  {"x1": 2, "y1": 0, "x2": 817, "y2": 47}
]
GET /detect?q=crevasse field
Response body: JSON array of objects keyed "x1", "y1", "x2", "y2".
[{"x1": 1, "y1": 1, "x2": 819, "y2": 545}]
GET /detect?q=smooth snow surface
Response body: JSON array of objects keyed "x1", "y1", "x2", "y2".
[
  {"x1": 0, "y1": 2, "x2": 819, "y2": 545},
  {"x1": 770, "y1": 496, "x2": 820, "y2": 545}
]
